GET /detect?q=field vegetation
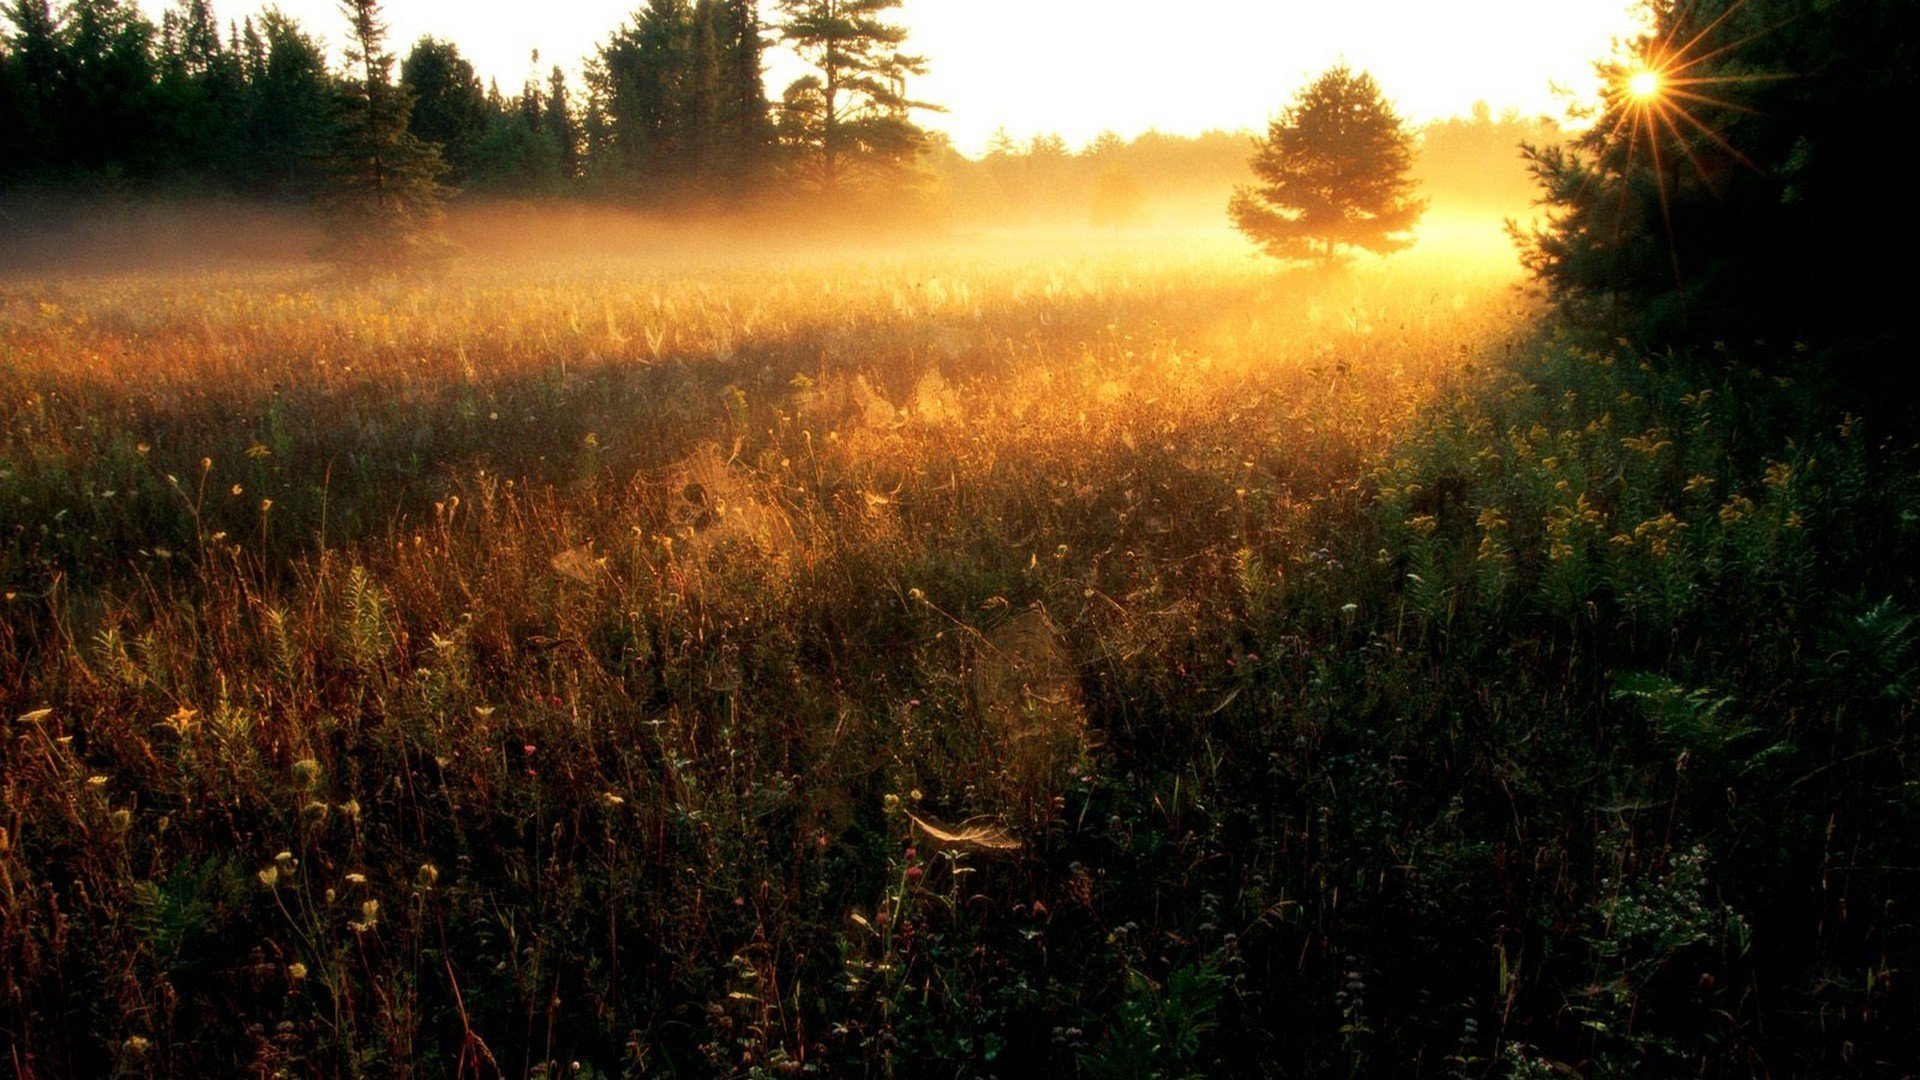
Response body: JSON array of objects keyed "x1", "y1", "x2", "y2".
[{"x1": 4, "y1": 211, "x2": 1916, "y2": 1077}]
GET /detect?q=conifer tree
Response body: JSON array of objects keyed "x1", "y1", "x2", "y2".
[
  {"x1": 61, "y1": 0, "x2": 163, "y2": 176},
  {"x1": 0, "y1": 0, "x2": 63, "y2": 182},
  {"x1": 400, "y1": 36, "x2": 488, "y2": 181},
  {"x1": 240, "y1": 9, "x2": 330, "y2": 194},
  {"x1": 712, "y1": 0, "x2": 771, "y2": 185},
  {"x1": 318, "y1": 0, "x2": 451, "y2": 268},
  {"x1": 1516, "y1": 0, "x2": 1920, "y2": 358},
  {"x1": 1229, "y1": 65, "x2": 1424, "y2": 264},
  {"x1": 775, "y1": 0, "x2": 932, "y2": 194},
  {"x1": 544, "y1": 65, "x2": 579, "y2": 179}
]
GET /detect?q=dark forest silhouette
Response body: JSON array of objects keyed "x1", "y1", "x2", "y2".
[{"x1": 2, "y1": 0, "x2": 1564, "y2": 244}]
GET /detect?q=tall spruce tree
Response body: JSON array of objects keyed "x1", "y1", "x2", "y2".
[
  {"x1": 400, "y1": 36, "x2": 488, "y2": 181},
  {"x1": 61, "y1": 0, "x2": 163, "y2": 177},
  {"x1": 157, "y1": 0, "x2": 244, "y2": 180},
  {"x1": 712, "y1": 0, "x2": 771, "y2": 188},
  {"x1": 588, "y1": 0, "x2": 689, "y2": 191},
  {"x1": 318, "y1": 0, "x2": 451, "y2": 268},
  {"x1": 0, "y1": 0, "x2": 63, "y2": 183},
  {"x1": 1229, "y1": 65, "x2": 1424, "y2": 264},
  {"x1": 587, "y1": 0, "x2": 769, "y2": 199},
  {"x1": 239, "y1": 9, "x2": 330, "y2": 194},
  {"x1": 1516, "y1": 0, "x2": 1920, "y2": 362},
  {"x1": 774, "y1": 0, "x2": 931, "y2": 195},
  {"x1": 544, "y1": 65, "x2": 579, "y2": 180}
]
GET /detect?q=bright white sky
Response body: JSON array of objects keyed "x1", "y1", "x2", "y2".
[{"x1": 139, "y1": 0, "x2": 1647, "y2": 154}]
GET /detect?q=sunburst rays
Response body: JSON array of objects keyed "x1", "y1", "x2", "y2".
[{"x1": 1589, "y1": 0, "x2": 1798, "y2": 292}]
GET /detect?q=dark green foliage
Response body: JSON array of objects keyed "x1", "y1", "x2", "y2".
[
  {"x1": 56, "y1": 0, "x2": 163, "y2": 177},
  {"x1": 155, "y1": 0, "x2": 246, "y2": 183},
  {"x1": 1516, "y1": 0, "x2": 1920, "y2": 368},
  {"x1": 775, "y1": 0, "x2": 933, "y2": 195},
  {"x1": 235, "y1": 10, "x2": 331, "y2": 195},
  {"x1": 399, "y1": 36, "x2": 488, "y2": 182},
  {"x1": 1230, "y1": 65, "x2": 1425, "y2": 263},
  {"x1": 0, "y1": 0, "x2": 333, "y2": 193},
  {"x1": 582, "y1": 0, "x2": 770, "y2": 200},
  {"x1": 316, "y1": 0, "x2": 451, "y2": 268}
]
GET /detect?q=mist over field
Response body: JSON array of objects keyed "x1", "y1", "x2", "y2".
[{"x1": 4, "y1": 0, "x2": 1919, "y2": 1076}]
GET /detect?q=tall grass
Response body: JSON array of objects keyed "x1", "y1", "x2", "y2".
[{"x1": 1, "y1": 231, "x2": 1912, "y2": 1076}]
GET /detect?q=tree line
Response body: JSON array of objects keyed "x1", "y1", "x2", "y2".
[{"x1": 0, "y1": 0, "x2": 932, "y2": 204}]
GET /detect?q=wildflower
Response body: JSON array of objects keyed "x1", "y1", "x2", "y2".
[
  {"x1": 292, "y1": 758, "x2": 321, "y2": 789},
  {"x1": 1763, "y1": 461, "x2": 1793, "y2": 490},
  {"x1": 1719, "y1": 496, "x2": 1756, "y2": 525},
  {"x1": 86, "y1": 775, "x2": 108, "y2": 789},
  {"x1": 416, "y1": 863, "x2": 439, "y2": 889},
  {"x1": 288, "y1": 962, "x2": 308, "y2": 980},
  {"x1": 1684, "y1": 474, "x2": 1716, "y2": 495},
  {"x1": 258, "y1": 866, "x2": 280, "y2": 888}
]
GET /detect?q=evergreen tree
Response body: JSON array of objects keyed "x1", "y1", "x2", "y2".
[
  {"x1": 238, "y1": 9, "x2": 331, "y2": 194},
  {"x1": 1229, "y1": 65, "x2": 1424, "y2": 264},
  {"x1": 400, "y1": 36, "x2": 488, "y2": 181},
  {"x1": 0, "y1": 0, "x2": 63, "y2": 183},
  {"x1": 156, "y1": 0, "x2": 244, "y2": 181},
  {"x1": 1516, "y1": 0, "x2": 1920, "y2": 360},
  {"x1": 774, "y1": 0, "x2": 932, "y2": 195},
  {"x1": 712, "y1": 0, "x2": 771, "y2": 186},
  {"x1": 585, "y1": 0, "x2": 771, "y2": 199},
  {"x1": 60, "y1": 0, "x2": 163, "y2": 178},
  {"x1": 544, "y1": 65, "x2": 579, "y2": 180},
  {"x1": 318, "y1": 0, "x2": 451, "y2": 267}
]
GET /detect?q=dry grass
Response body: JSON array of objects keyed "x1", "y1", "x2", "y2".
[{"x1": 0, "y1": 224, "x2": 1567, "y2": 1074}]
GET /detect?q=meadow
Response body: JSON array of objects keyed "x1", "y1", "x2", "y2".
[{"x1": 2, "y1": 218, "x2": 1915, "y2": 1076}]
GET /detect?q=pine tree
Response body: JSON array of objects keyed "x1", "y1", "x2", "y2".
[
  {"x1": 544, "y1": 65, "x2": 579, "y2": 180},
  {"x1": 0, "y1": 0, "x2": 63, "y2": 182},
  {"x1": 61, "y1": 0, "x2": 164, "y2": 177},
  {"x1": 775, "y1": 0, "x2": 933, "y2": 195},
  {"x1": 400, "y1": 36, "x2": 488, "y2": 181},
  {"x1": 239, "y1": 9, "x2": 330, "y2": 194},
  {"x1": 157, "y1": 0, "x2": 244, "y2": 180},
  {"x1": 712, "y1": 0, "x2": 770, "y2": 188},
  {"x1": 1516, "y1": 0, "x2": 1920, "y2": 358},
  {"x1": 318, "y1": 0, "x2": 451, "y2": 268},
  {"x1": 1229, "y1": 65, "x2": 1424, "y2": 264}
]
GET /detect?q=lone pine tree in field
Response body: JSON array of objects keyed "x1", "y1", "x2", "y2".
[
  {"x1": 319, "y1": 0, "x2": 451, "y2": 268},
  {"x1": 1230, "y1": 65, "x2": 1424, "y2": 264},
  {"x1": 775, "y1": 0, "x2": 931, "y2": 194}
]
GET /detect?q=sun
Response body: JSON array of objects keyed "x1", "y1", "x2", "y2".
[{"x1": 1627, "y1": 69, "x2": 1664, "y2": 101}]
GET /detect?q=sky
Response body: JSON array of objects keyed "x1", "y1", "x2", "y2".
[{"x1": 139, "y1": 0, "x2": 1649, "y2": 154}]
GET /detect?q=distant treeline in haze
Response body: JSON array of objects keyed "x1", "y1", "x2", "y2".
[{"x1": 0, "y1": 0, "x2": 1553, "y2": 224}]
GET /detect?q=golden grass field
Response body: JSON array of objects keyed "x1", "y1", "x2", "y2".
[{"x1": 10, "y1": 216, "x2": 1908, "y2": 1076}]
